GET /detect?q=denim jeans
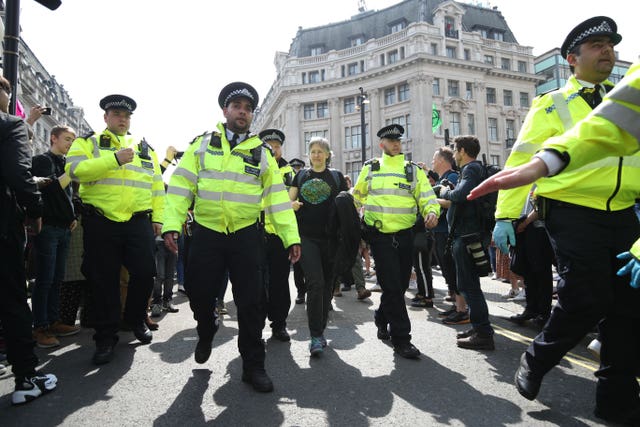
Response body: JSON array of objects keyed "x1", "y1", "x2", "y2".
[
  {"x1": 452, "y1": 233, "x2": 493, "y2": 336},
  {"x1": 32, "y1": 224, "x2": 71, "y2": 328},
  {"x1": 153, "y1": 239, "x2": 177, "y2": 303}
]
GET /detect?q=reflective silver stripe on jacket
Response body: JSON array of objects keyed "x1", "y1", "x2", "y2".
[
  {"x1": 366, "y1": 205, "x2": 417, "y2": 215},
  {"x1": 89, "y1": 178, "x2": 153, "y2": 189},
  {"x1": 196, "y1": 189, "x2": 261, "y2": 204},
  {"x1": 551, "y1": 92, "x2": 574, "y2": 131}
]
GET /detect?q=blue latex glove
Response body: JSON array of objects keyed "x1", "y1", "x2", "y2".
[
  {"x1": 616, "y1": 251, "x2": 640, "y2": 289},
  {"x1": 493, "y1": 220, "x2": 516, "y2": 254}
]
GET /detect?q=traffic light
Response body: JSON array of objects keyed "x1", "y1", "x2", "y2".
[{"x1": 33, "y1": 0, "x2": 61, "y2": 10}]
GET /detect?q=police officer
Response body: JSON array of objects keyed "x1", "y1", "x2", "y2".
[
  {"x1": 352, "y1": 124, "x2": 439, "y2": 358},
  {"x1": 162, "y1": 82, "x2": 300, "y2": 393},
  {"x1": 470, "y1": 60, "x2": 640, "y2": 425},
  {"x1": 487, "y1": 17, "x2": 640, "y2": 423},
  {"x1": 258, "y1": 129, "x2": 295, "y2": 342},
  {"x1": 66, "y1": 95, "x2": 164, "y2": 365}
]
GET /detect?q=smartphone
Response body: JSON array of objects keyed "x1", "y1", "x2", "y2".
[{"x1": 42, "y1": 107, "x2": 52, "y2": 115}]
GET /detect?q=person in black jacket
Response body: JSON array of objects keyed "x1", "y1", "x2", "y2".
[
  {"x1": 0, "y1": 75, "x2": 58, "y2": 405},
  {"x1": 31, "y1": 125, "x2": 80, "y2": 348}
]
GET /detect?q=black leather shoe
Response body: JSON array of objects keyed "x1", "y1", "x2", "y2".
[
  {"x1": 92, "y1": 343, "x2": 115, "y2": 365},
  {"x1": 132, "y1": 323, "x2": 152, "y2": 344},
  {"x1": 457, "y1": 333, "x2": 495, "y2": 350},
  {"x1": 515, "y1": 353, "x2": 542, "y2": 400},
  {"x1": 271, "y1": 329, "x2": 291, "y2": 342},
  {"x1": 376, "y1": 325, "x2": 390, "y2": 340},
  {"x1": 194, "y1": 340, "x2": 212, "y2": 364},
  {"x1": 242, "y1": 369, "x2": 274, "y2": 393},
  {"x1": 507, "y1": 311, "x2": 537, "y2": 325},
  {"x1": 393, "y1": 342, "x2": 420, "y2": 359},
  {"x1": 456, "y1": 328, "x2": 476, "y2": 339}
]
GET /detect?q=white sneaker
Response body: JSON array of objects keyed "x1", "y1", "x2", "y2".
[
  {"x1": 502, "y1": 288, "x2": 519, "y2": 299},
  {"x1": 512, "y1": 289, "x2": 526, "y2": 301},
  {"x1": 408, "y1": 279, "x2": 418, "y2": 290},
  {"x1": 491, "y1": 272, "x2": 498, "y2": 280},
  {"x1": 12, "y1": 372, "x2": 57, "y2": 405},
  {"x1": 587, "y1": 338, "x2": 601, "y2": 360},
  {"x1": 369, "y1": 283, "x2": 382, "y2": 292}
]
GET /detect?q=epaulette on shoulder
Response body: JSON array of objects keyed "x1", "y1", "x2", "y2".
[
  {"x1": 189, "y1": 131, "x2": 209, "y2": 145},
  {"x1": 260, "y1": 141, "x2": 274, "y2": 156},
  {"x1": 364, "y1": 158, "x2": 379, "y2": 166},
  {"x1": 82, "y1": 131, "x2": 95, "y2": 139}
]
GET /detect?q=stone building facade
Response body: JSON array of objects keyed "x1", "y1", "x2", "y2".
[{"x1": 253, "y1": 0, "x2": 542, "y2": 181}]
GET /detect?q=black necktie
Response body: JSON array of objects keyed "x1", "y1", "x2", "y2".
[
  {"x1": 229, "y1": 133, "x2": 239, "y2": 148},
  {"x1": 591, "y1": 84, "x2": 603, "y2": 108}
]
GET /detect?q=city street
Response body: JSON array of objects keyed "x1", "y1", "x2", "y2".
[{"x1": 0, "y1": 269, "x2": 606, "y2": 426}]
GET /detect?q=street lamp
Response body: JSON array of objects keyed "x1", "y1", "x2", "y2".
[{"x1": 357, "y1": 87, "x2": 370, "y2": 165}]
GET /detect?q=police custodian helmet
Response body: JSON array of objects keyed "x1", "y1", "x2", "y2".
[
  {"x1": 377, "y1": 124, "x2": 405, "y2": 140},
  {"x1": 259, "y1": 129, "x2": 285, "y2": 145},
  {"x1": 99, "y1": 94, "x2": 137, "y2": 113}
]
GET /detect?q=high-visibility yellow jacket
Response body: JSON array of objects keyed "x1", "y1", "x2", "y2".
[
  {"x1": 162, "y1": 123, "x2": 300, "y2": 249},
  {"x1": 540, "y1": 61, "x2": 640, "y2": 260},
  {"x1": 352, "y1": 152, "x2": 440, "y2": 234},
  {"x1": 66, "y1": 129, "x2": 164, "y2": 223},
  {"x1": 264, "y1": 159, "x2": 295, "y2": 236},
  {"x1": 496, "y1": 75, "x2": 640, "y2": 218}
]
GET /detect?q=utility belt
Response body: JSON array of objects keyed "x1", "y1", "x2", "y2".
[
  {"x1": 537, "y1": 196, "x2": 595, "y2": 220},
  {"x1": 361, "y1": 218, "x2": 411, "y2": 246},
  {"x1": 81, "y1": 202, "x2": 151, "y2": 221}
]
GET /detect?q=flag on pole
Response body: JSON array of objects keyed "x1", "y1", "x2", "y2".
[{"x1": 432, "y1": 103, "x2": 442, "y2": 133}]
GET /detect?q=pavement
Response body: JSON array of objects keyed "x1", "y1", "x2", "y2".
[{"x1": 0, "y1": 268, "x2": 607, "y2": 426}]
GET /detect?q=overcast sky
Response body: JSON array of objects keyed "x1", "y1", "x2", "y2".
[{"x1": 18, "y1": 0, "x2": 639, "y2": 159}]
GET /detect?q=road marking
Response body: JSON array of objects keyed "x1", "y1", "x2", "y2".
[{"x1": 493, "y1": 324, "x2": 600, "y2": 372}]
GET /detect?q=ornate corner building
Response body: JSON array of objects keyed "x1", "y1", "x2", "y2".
[{"x1": 253, "y1": 0, "x2": 543, "y2": 181}]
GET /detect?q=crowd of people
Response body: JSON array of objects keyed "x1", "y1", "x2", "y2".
[{"x1": 0, "y1": 13, "x2": 638, "y2": 426}]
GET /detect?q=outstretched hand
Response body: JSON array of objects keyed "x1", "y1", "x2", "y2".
[
  {"x1": 468, "y1": 157, "x2": 549, "y2": 200},
  {"x1": 616, "y1": 251, "x2": 640, "y2": 289}
]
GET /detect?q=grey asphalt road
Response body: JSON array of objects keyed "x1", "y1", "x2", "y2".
[{"x1": 0, "y1": 269, "x2": 607, "y2": 426}]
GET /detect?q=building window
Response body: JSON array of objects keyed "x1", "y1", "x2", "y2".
[
  {"x1": 467, "y1": 113, "x2": 475, "y2": 134},
  {"x1": 304, "y1": 130, "x2": 328, "y2": 152},
  {"x1": 490, "y1": 154, "x2": 500, "y2": 166},
  {"x1": 518, "y1": 60, "x2": 527, "y2": 73},
  {"x1": 348, "y1": 62, "x2": 358, "y2": 76},
  {"x1": 484, "y1": 55, "x2": 494, "y2": 65},
  {"x1": 506, "y1": 119, "x2": 516, "y2": 143},
  {"x1": 309, "y1": 70, "x2": 321, "y2": 83},
  {"x1": 390, "y1": 21, "x2": 406, "y2": 33},
  {"x1": 398, "y1": 83, "x2": 409, "y2": 102},
  {"x1": 448, "y1": 80, "x2": 460, "y2": 97},
  {"x1": 488, "y1": 118, "x2": 498, "y2": 141},
  {"x1": 465, "y1": 82, "x2": 473, "y2": 99},
  {"x1": 445, "y1": 16, "x2": 458, "y2": 38},
  {"x1": 388, "y1": 49, "x2": 399, "y2": 64},
  {"x1": 432, "y1": 78, "x2": 440, "y2": 96},
  {"x1": 464, "y1": 49, "x2": 471, "y2": 60},
  {"x1": 350, "y1": 36, "x2": 365, "y2": 46},
  {"x1": 303, "y1": 104, "x2": 315, "y2": 120},
  {"x1": 384, "y1": 87, "x2": 396, "y2": 105},
  {"x1": 503, "y1": 90, "x2": 513, "y2": 106},
  {"x1": 520, "y1": 92, "x2": 530, "y2": 107},
  {"x1": 380, "y1": 54, "x2": 385, "y2": 66},
  {"x1": 302, "y1": 72, "x2": 307, "y2": 84},
  {"x1": 344, "y1": 97, "x2": 356, "y2": 114},
  {"x1": 346, "y1": 161, "x2": 363, "y2": 184},
  {"x1": 446, "y1": 46, "x2": 456, "y2": 59},
  {"x1": 501, "y1": 58, "x2": 511, "y2": 70},
  {"x1": 360, "y1": 60, "x2": 365, "y2": 73},
  {"x1": 345, "y1": 125, "x2": 369, "y2": 150},
  {"x1": 317, "y1": 102, "x2": 328, "y2": 118},
  {"x1": 486, "y1": 87, "x2": 496, "y2": 104},
  {"x1": 450, "y1": 112, "x2": 461, "y2": 136},
  {"x1": 430, "y1": 43, "x2": 438, "y2": 55},
  {"x1": 310, "y1": 46, "x2": 324, "y2": 56},
  {"x1": 493, "y1": 32, "x2": 504, "y2": 41}
]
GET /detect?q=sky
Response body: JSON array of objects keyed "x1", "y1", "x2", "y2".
[{"x1": 17, "y1": 0, "x2": 639, "y2": 159}]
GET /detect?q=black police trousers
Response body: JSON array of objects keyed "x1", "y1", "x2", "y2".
[
  {"x1": 369, "y1": 228, "x2": 413, "y2": 346},
  {"x1": 0, "y1": 222, "x2": 39, "y2": 378},
  {"x1": 525, "y1": 203, "x2": 640, "y2": 412},
  {"x1": 186, "y1": 222, "x2": 267, "y2": 372},
  {"x1": 81, "y1": 214, "x2": 156, "y2": 346},
  {"x1": 265, "y1": 233, "x2": 291, "y2": 331}
]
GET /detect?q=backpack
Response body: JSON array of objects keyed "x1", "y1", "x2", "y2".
[{"x1": 474, "y1": 155, "x2": 501, "y2": 232}]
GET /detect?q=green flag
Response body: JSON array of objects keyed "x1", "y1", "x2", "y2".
[{"x1": 432, "y1": 103, "x2": 442, "y2": 133}]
